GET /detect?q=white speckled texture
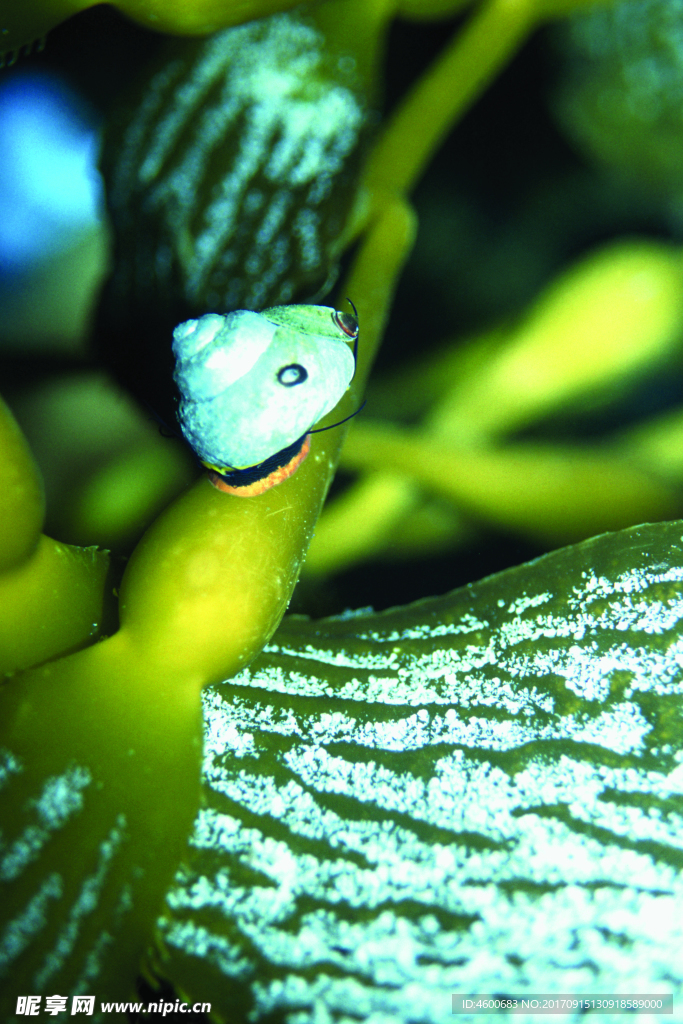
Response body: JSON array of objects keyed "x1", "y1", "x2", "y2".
[
  {"x1": 157, "y1": 522, "x2": 683, "y2": 1022},
  {"x1": 0, "y1": 766, "x2": 91, "y2": 883},
  {"x1": 105, "y1": 11, "x2": 367, "y2": 316},
  {"x1": 0, "y1": 757, "x2": 132, "y2": 1008}
]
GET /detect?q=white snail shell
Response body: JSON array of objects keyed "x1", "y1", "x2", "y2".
[{"x1": 172, "y1": 304, "x2": 357, "y2": 471}]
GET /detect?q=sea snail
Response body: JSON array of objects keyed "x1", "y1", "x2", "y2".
[{"x1": 173, "y1": 303, "x2": 359, "y2": 496}]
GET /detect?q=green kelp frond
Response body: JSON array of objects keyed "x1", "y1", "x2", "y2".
[
  {"x1": 153, "y1": 520, "x2": 683, "y2": 1020},
  {"x1": 307, "y1": 238, "x2": 683, "y2": 573}
]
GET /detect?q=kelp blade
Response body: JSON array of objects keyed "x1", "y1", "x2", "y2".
[{"x1": 155, "y1": 521, "x2": 683, "y2": 1022}]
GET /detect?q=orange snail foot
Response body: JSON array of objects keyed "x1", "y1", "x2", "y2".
[{"x1": 207, "y1": 434, "x2": 311, "y2": 496}]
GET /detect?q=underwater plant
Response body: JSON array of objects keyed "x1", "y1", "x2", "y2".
[
  {"x1": 307, "y1": 236, "x2": 683, "y2": 574},
  {"x1": 2, "y1": 0, "x2": 683, "y2": 1019},
  {"x1": 0, "y1": 0, "x2": 316, "y2": 65},
  {"x1": 158, "y1": 520, "x2": 683, "y2": 1019}
]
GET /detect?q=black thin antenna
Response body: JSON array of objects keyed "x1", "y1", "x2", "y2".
[{"x1": 308, "y1": 400, "x2": 367, "y2": 434}]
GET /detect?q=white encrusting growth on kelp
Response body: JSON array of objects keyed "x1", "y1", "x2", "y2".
[
  {"x1": 0, "y1": 873, "x2": 64, "y2": 974},
  {"x1": 156, "y1": 523, "x2": 683, "y2": 1021},
  {"x1": 0, "y1": 759, "x2": 130, "y2": 1006},
  {"x1": 104, "y1": 12, "x2": 368, "y2": 316},
  {"x1": 0, "y1": 766, "x2": 91, "y2": 882},
  {"x1": 31, "y1": 815, "x2": 128, "y2": 992}
]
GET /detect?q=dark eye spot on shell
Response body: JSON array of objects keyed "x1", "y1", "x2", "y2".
[{"x1": 277, "y1": 364, "x2": 308, "y2": 386}]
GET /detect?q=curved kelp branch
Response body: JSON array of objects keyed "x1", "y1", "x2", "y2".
[
  {"x1": 116, "y1": 197, "x2": 416, "y2": 686},
  {"x1": 0, "y1": 397, "x2": 111, "y2": 678}
]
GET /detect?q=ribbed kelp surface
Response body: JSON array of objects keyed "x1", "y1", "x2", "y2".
[
  {"x1": 0, "y1": 665, "x2": 202, "y2": 1022},
  {"x1": 156, "y1": 521, "x2": 683, "y2": 1022},
  {"x1": 0, "y1": 760, "x2": 128, "y2": 990},
  {"x1": 98, "y1": 10, "x2": 372, "y2": 419}
]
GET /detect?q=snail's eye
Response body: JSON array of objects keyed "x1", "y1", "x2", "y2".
[
  {"x1": 333, "y1": 309, "x2": 359, "y2": 339},
  {"x1": 277, "y1": 363, "x2": 308, "y2": 386}
]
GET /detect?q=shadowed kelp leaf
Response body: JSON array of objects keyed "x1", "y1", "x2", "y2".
[{"x1": 153, "y1": 521, "x2": 683, "y2": 1021}]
